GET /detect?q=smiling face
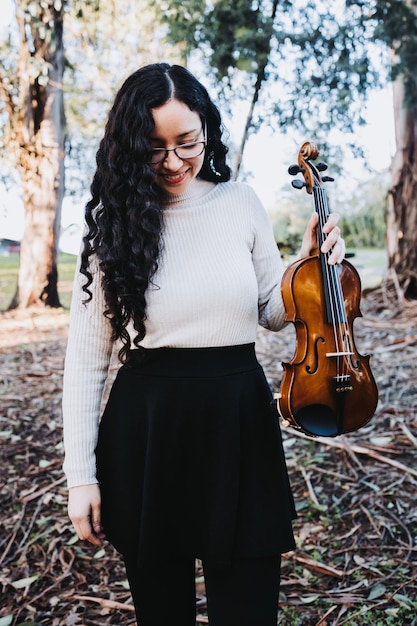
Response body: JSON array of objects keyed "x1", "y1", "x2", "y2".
[{"x1": 150, "y1": 99, "x2": 206, "y2": 196}]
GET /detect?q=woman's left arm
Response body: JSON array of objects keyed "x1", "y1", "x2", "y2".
[{"x1": 297, "y1": 212, "x2": 346, "y2": 265}]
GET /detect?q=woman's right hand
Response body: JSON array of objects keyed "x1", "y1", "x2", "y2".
[{"x1": 68, "y1": 483, "x2": 106, "y2": 547}]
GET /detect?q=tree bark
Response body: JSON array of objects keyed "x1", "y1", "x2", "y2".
[
  {"x1": 8, "y1": 1, "x2": 65, "y2": 309},
  {"x1": 386, "y1": 74, "x2": 417, "y2": 300},
  {"x1": 233, "y1": 69, "x2": 265, "y2": 180},
  {"x1": 233, "y1": 0, "x2": 279, "y2": 180}
]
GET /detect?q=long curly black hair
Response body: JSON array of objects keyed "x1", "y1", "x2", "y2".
[{"x1": 80, "y1": 63, "x2": 231, "y2": 362}]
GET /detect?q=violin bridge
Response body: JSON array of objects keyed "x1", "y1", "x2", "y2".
[
  {"x1": 333, "y1": 375, "x2": 353, "y2": 393},
  {"x1": 326, "y1": 351, "x2": 354, "y2": 357}
]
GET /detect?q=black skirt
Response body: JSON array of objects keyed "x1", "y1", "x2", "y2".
[{"x1": 96, "y1": 343, "x2": 296, "y2": 569}]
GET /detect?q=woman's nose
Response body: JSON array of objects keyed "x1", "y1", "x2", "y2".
[{"x1": 163, "y1": 150, "x2": 183, "y2": 169}]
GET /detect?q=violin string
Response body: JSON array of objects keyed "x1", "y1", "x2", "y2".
[
  {"x1": 316, "y1": 186, "x2": 341, "y2": 332},
  {"x1": 321, "y1": 189, "x2": 347, "y2": 380},
  {"x1": 320, "y1": 183, "x2": 354, "y2": 377},
  {"x1": 319, "y1": 185, "x2": 352, "y2": 380},
  {"x1": 314, "y1": 186, "x2": 339, "y2": 356},
  {"x1": 315, "y1": 184, "x2": 349, "y2": 380},
  {"x1": 329, "y1": 207, "x2": 353, "y2": 378}
]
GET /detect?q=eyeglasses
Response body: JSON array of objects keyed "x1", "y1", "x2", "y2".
[{"x1": 150, "y1": 140, "x2": 206, "y2": 164}]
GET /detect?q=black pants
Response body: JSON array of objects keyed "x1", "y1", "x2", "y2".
[{"x1": 124, "y1": 556, "x2": 281, "y2": 626}]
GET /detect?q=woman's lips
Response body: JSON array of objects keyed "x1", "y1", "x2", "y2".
[{"x1": 161, "y1": 170, "x2": 188, "y2": 185}]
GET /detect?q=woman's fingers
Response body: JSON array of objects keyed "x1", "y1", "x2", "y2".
[
  {"x1": 321, "y1": 223, "x2": 346, "y2": 265},
  {"x1": 298, "y1": 212, "x2": 345, "y2": 265},
  {"x1": 68, "y1": 484, "x2": 105, "y2": 546},
  {"x1": 320, "y1": 213, "x2": 345, "y2": 265}
]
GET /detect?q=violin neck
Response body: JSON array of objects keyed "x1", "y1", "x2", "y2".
[
  {"x1": 313, "y1": 186, "x2": 330, "y2": 251},
  {"x1": 313, "y1": 186, "x2": 347, "y2": 325}
]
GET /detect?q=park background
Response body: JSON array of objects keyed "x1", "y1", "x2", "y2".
[{"x1": 1, "y1": 1, "x2": 417, "y2": 625}]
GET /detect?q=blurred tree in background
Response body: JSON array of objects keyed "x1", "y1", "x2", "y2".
[
  {"x1": 63, "y1": 0, "x2": 178, "y2": 197},
  {"x1": 270, "y1": 172, "x2": 388, "y2": 255},
  {"x1": 0, "y1": 0, "x2": 179, "y2": 309},
  {"x1": 160, "y1": 0, "x2": 417, "y2": 298},
  {"x1": 1, "y1": 0, "x2": 65, "y2": 307},
  {"x1": 0, "y1": 0, "x2": 416, "y2": 308}
]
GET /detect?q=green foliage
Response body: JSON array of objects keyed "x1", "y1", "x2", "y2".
[
  {"x1": 3, "y1": 0, "x2": 415, "y2": 187},
  {"x1": 153, "y1": 0, "x2": 204, "y2": 56},
  {"x1": 337, "y1": 173, "x2": 389, "y2": 248},
  {"x1": 339, "y1": 203, "x2": 386, "y2": 249},
  {"x1": 371, "y1": 0, "x2": 417, "y2": 106},
  {"x1": 0, "y1": 0, "x2": 182, "y2": 194},
  {"x1": 204, "y1": 0, "x2": 273, "y2": 78},
  {"x1": 157, "y1": 0, "x2": 279, "y2": 86},
  {"x1": 159, "y1": 0, "x2": 415, "y2": 144},
  {"x1": 62, "y1": 0, "x2": 183, "y2": 196},
  {"x1": 273, "y1": 3, "x2": 384, "y2": 137},
  {"x1": 270, "y1": 171, "x2": 388, "y2": 252},
  {"x1": 270, "y1": 189, "x2": 313, "y2": 254}
]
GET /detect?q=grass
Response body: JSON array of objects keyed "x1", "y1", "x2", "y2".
[
  {"x1": 0, "y1": 252, "x2": 76, "y2": 311},
  {"x1": 348, "y1": 248, "x2": 388, "y2": 290},
  {"x1": 0, "y1": 255, "x2": 19, "y2": 311}
]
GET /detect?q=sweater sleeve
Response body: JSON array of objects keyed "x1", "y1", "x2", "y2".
[
  {"x1": 62, "y1": 253, "x2": 114, "y2": 488},
  {"x1": 249, "y1": 189, "x2": 287, "y2": 331}
]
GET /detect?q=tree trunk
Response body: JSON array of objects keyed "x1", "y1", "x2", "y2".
[
  {"x1": 386, "y1": 74, "x2": 417, "y2": 300},
  {"x1": 233, "y1": 0, "x2": 279, "y2": 180},
  {"x1": 8, "y1": 1, "x2": 65, "y2": 309},
  {"x1": 233, "y1": 70, "x2": 265, "y2": 180}
]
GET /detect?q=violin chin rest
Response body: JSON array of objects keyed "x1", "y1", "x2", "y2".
[{"x1": 294, "y1": 404, "x2": 340, "y2": 437}]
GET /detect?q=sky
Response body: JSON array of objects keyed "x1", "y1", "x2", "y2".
[
  {"x1": 0, "y1": 1, "x2": 396, "y2": 253},
  {"x1": 236, "y1": 87, "x2": 395, "y2": 206}
]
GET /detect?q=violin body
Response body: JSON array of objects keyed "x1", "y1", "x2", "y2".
[
  {"x1": 277, "y1": 141, "x2": 378, "y2": 437},
  {"x1": 279, "y1": 255, "x2": 378, "y2": 436}
]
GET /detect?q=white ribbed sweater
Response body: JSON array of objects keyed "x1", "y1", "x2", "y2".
[{"x1": 62, "y1": 179, "x2": 286, "y2": 487}]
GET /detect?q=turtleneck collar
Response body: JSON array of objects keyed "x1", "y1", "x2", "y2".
[{"x1": 162, "y1": 178, "x2": 217, "y2": 208}]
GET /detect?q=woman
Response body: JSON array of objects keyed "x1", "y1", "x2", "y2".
[{"x1": 63, "y1": 62, "x2": 344, "y2": 626}]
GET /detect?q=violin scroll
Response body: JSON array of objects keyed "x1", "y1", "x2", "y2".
[{"x1": 288, "y1": 141, "x2": 334, "y2": 194}]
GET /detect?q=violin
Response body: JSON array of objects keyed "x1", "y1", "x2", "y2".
[{"x1": 277, "y1": 141, "x2": 378, "y2": 437}]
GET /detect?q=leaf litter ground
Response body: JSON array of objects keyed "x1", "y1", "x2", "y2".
[{"x1": 0, "y1": 284, "x2": 416, "y2": 626}]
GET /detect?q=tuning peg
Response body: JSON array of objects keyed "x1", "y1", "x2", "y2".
[
  {"x1": 316, "y1": 162, "x2": 328, "y2": 171},
  {"x1": 291, "y1": 179, "x2": 306, "y2": 190},
  {"x1": 322, "y1": 176, "x2": 334, "y2": 182},
  {"x1": 288, "y1": 164, "x2": 302, "y2": 175}
]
